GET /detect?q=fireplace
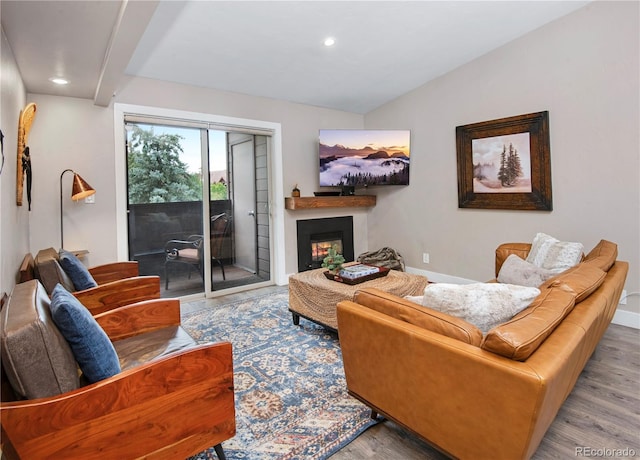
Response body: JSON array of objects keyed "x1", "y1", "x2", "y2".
[{"x1": 296, "y1": 217, "x2": 354, "y2": 272}]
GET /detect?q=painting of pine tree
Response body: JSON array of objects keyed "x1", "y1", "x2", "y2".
[{"x1": 472, "y1": 132, "x2": 532, "y2": 193}]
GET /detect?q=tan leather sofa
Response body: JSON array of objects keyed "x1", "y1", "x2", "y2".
[
  {"x1": 337, "y1": 240, "x2": 628, "y2": 459},
  {"x1": 1, "y1": 279, "x2": 235, "y2": 459}
]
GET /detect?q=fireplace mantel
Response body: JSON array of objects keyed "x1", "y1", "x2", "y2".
[{"x1": 285, "y1": 195, "x2": 376, "y2": 210}]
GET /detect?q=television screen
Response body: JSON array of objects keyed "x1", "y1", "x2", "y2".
[{"x1": 319, "y1": 129, "x2": 410, "y2": 187}]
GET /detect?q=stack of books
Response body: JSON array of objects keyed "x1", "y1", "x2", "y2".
[{"x1": 338, "y1": 264, "x2": 380, "y2": 280}]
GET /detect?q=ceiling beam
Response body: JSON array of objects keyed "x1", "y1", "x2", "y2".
[{"x1": 94, "y1": 0, "x2": 159, "y2": 107}]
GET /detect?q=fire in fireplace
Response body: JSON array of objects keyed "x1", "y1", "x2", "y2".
[
  {"x1": 311, "y1": 234, "x2": 343, "y2": 265},
  {"x1": 296, "y1": 217, "x2": 354, "y2": 272}
]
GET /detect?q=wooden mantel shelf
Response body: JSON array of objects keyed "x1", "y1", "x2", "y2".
[{"x1": 285, "y1": 195, "x2": 376, "y2": 210}]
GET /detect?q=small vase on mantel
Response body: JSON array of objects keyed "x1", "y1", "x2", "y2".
[{"x1": 292, "y1": 184, "x2": 300, "y2": 197}]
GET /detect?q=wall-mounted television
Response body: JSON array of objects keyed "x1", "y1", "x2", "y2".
[{"x1": 319, "y1": 129, "x2": 411, "y2": 187}]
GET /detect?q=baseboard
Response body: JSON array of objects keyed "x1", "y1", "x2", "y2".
[
  {"x1": 612, "y1": 309, "x2": 640, "y2": 329},
  {"x1": 406, "y1": 266, "x2": 639, "y2": 330},
  {"x1": 405, "y1": 266, "x2": 479, "y2": 284}
]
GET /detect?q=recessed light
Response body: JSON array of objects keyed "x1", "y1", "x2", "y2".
[
  {"x1": 49, "y1": 77, "x2": 69, "y2": 85},
  {"x1": 323, "y1": 37, "x2": 336, "y2": 47}
]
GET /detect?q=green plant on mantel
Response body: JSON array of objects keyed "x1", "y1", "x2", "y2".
[{"x1": 321, "y1": 245, "x2": 345, "y2": 274}]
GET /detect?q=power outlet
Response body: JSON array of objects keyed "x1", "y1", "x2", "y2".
[
  {"x1": 85, "y1": 194, "x2": 95, "y2": 204},
  {"x1": 422, "y1": 253, "x2": 430, "y2": 264}
]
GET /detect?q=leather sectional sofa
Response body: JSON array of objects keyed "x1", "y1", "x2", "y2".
[{"x1": 337, "y1": 240, "x2": 627, "y2": 459}]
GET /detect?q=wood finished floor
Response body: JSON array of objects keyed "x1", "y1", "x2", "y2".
[
  {"x1": 330, "y1": 323, "x2": 640, "y2": 459},
  {"x1": 160, "y1": 265, "x2": 267, "y2": 298}
]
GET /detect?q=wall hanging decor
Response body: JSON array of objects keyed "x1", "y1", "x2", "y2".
[
  {"x1": 1, "y1": 129, "x2": 5, "y2": 175},
  {"x1": 456, "y1": 111, "x2": 552, "y2": 211},
  {"x1": 16, "y1": 102, "x2": 37, "y2": 209}
]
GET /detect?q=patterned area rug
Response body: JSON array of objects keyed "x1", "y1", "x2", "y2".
[{"x1": 183, "y1": 290, "x2": 377, "y2": 460}]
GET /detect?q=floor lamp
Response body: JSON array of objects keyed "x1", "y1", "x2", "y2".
[{"x1": 60, "y1": 169, "x2": 96, "y2": 249}]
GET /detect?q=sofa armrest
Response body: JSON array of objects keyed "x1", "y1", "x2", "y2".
[
  {"x1": 495, "y1": 242, "x2": 532, "y2": 277},
  {"x1": 73, "y1": 276, "x2": 161, "y2": 315},
  {"x1": 94, "y1": 298, "x2": 181, "y2": 341},
  {"x1": 0, "y1": 342, "x2": 235, "y2": 459},
  {"x1": 88, "y1": 261, "x2": 139, "y2": 285}
]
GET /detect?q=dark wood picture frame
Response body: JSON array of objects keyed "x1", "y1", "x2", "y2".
[{"x1": 456, "y1": 111, "x2": 552, "y2": 211}]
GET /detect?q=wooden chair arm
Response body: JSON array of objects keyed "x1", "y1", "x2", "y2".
[
  {"x1": 89, "y1": 261, "x2": 139, "y2": 284},
  {"x1": 95, "y1": 298, "x2": 181, "y2": 341},
  {"x1": 18, "y1": 253, "x2": 35, "y2": 283},
  {"x1": 0, "y1": 343, "x2": 235, "y2": 460},
  {"x1": 73, "y1": 276, "x2": 161, "y2": 315}
]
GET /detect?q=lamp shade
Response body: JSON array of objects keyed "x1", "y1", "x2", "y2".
[{"x1": 71, "y1": 173, "x2": 96, "y2": 201}]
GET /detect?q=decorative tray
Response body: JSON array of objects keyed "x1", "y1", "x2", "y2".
[{"x1": 323, "y1": 266, "x2": 390, "y2": 285}]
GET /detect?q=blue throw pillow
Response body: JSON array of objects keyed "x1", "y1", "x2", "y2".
[
  {"x1": 58, "y1": 249, "x2": 98, "y2": 291},
  {"x1": 49, "y1": 284, "x2": 121, "y2": 383}
]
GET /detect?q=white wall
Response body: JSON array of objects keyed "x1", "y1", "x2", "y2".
[
  {"x1": 26, "y1": 95, "x2": 115, "y2": 265},
  {"x1": 11, "y1": 2, "x2": 638, "y2": 319},
  {"x1": 365, "y1": 1, "x2": 639, "y2": 316},
  {"x1": 26, "y1": 79, "x2": 364, "y2": 276},
  {"x1": 0, "y1": 25, "x2": 28, "y2": 296}
]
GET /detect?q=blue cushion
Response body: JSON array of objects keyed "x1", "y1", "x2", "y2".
[
  {"x1": 49, "y1": 284, "x2": 121, "y2": 383},
  {"x1": 58, "y1": 250, "x2": 98, "y2": 291}
]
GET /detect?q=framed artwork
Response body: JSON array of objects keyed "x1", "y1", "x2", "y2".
[
  {"x1": 456, "y1": 111, "x2": 552, "y2": 211},
  {"x1": 16, "y1": 103, "x2": 37, "y2": 207}
]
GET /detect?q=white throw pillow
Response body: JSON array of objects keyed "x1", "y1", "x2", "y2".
[
  {"x1": 404, "y1": 295, "x2": 424, "y2": 305},
  {"x1": 526, "y1": 232, "x2": 583, "y2": 274},
  {"x1": 497, "y1": 254, "x2": 556, "y2": 287},
  {"x1": 422, "y1": 283, "x2": 541, "y2": 334}
]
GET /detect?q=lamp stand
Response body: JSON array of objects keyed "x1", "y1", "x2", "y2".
[{"x1": 60, "y1": 169, "x2": 74, "y2": 249}]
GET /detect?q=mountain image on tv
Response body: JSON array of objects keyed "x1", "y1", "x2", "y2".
[{"x1": 319, "y1": 129, "x2": 411, "y2": 186}]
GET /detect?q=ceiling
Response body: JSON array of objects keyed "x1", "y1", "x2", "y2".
[{"x1": 1, "y1": 1, "x2": 590, "y2": 114}]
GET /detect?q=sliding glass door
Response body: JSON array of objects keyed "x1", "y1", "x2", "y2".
[{"x1": 124, "y1": 119, "x2": 271, "y2": 298}]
